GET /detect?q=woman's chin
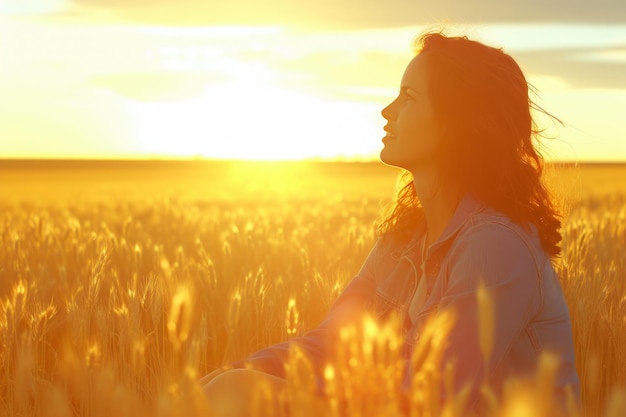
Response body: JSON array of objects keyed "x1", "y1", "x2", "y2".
[{"x1": 379, "y1": 147, "x2": 401, "y2": 168}]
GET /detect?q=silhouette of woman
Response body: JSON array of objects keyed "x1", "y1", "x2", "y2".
[{"x1": 199, "y1": 31, "x2": 580, "y2": 415}]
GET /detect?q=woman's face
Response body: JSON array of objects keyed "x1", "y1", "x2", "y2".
[{"x1": 380, "y1": 53, "x2": 442, "y2": 173}]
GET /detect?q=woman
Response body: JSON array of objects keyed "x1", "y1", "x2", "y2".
[{"x1": 200, "y1": 31, "x2": 580, "y2": 415}]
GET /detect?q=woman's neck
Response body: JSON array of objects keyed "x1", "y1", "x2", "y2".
[{"x1": 413, "y1": 171, "x2": 462, "y2": 248}]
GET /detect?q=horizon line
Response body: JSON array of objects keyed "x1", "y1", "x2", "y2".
[{"x1": 1, "y1": 157, "x2": 625, "y2": 166}]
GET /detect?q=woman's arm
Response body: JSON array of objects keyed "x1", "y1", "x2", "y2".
[{"x1": 224, "y1": 240, "x2": 379, "y2": 379}]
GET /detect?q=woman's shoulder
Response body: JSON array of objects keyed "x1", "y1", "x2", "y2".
[
  {"x1": 454, "y1": 204, "x2": 547, "y2": 273},
  {"x1": 442, "y1": 212, "x2": 551, "y2": 297},
  {"x1": 467, "y1": 205, "x2": 541, "y2": 248}
]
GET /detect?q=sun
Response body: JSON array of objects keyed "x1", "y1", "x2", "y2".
[{"x1": 127, "y1": 79, "x2": 382, "y2": 161}]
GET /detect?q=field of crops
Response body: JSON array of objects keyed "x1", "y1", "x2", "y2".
[{"x1": 0, "y1": 160, "x2": 625, "y2": 416}]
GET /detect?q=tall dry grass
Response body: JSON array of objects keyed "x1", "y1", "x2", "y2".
[{"x1": 0, "y1": 162, "x2": 624, "y2": 416}]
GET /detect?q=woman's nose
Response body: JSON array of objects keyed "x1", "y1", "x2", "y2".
[{"x1": 381, "y1": 99, "x2": 397, "y2": 121}]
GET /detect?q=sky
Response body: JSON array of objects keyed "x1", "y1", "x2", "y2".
[{"x1": 0, "y1": 0, "x2": 625, "y2": 161}]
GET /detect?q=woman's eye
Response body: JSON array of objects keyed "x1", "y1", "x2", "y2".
[{"x1": 402, "y1": 90, "x2": 416, "y2": 101}]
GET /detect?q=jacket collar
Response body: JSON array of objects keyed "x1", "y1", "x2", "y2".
[{"x1": 425, "y1": 193, "x2": 486, "y2": 256}]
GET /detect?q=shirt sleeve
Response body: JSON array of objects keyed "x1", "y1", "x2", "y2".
[
  {"x1": 405, "y1": 222, "x2": 542, "y2": 404},
  {"x1": 228, "y1": 240, "x2": 379, "y2": 380}
]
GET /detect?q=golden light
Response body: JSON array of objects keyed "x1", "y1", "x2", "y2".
[
  {"x1": 1, "y1": 10, "x2": 625, "y2": 161},
  {"x1": 128, "y1": 80, "x2": 383, "y2": 160},
  {"x1": 501, "y1": 391, "x2": 539, "y2": 417}
]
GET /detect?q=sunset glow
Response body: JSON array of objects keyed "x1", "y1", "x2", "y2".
[{"x1": 1, "y1": 2, "x2": 625, "y2": 161}]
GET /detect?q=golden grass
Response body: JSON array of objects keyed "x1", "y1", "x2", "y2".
[{"x1": 0, "y1": 161, "x2": 625, "y2": 416}]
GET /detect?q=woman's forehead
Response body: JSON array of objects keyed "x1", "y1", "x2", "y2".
[{"x1": 400, "y1": 53, "x2": 429, "y2": 92}]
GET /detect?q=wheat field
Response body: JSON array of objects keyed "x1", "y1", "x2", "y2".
[{"x1": 0, "y1": 160, "x2": 625, "y2": 417}]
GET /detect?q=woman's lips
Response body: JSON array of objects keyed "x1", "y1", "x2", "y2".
[{"x1": 382, "y1": 132, "x2": 396, "y2": 143}]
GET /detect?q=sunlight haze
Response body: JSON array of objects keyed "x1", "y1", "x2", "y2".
[{"x1": 1, "y1": 0, "x2": 625, "y2": 161}]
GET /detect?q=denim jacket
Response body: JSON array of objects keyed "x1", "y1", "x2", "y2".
[{"x1": 229, "y1": 194, "x2": 580, "y2": 407}]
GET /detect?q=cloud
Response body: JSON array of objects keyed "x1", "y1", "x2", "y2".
[
  {"x1": 515, "y1": 46, "x2": 626, "y2": 89},
  {"x1": 69, "y1": 0, "x2": 626, "y2": 26},
  {"x1": 88, "y1": 43, "x2": 626, "y2": 104}
]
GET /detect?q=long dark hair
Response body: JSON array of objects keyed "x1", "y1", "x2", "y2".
[{"x1": 376, "y1": 31, "x2": 562, "y2": 257}]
